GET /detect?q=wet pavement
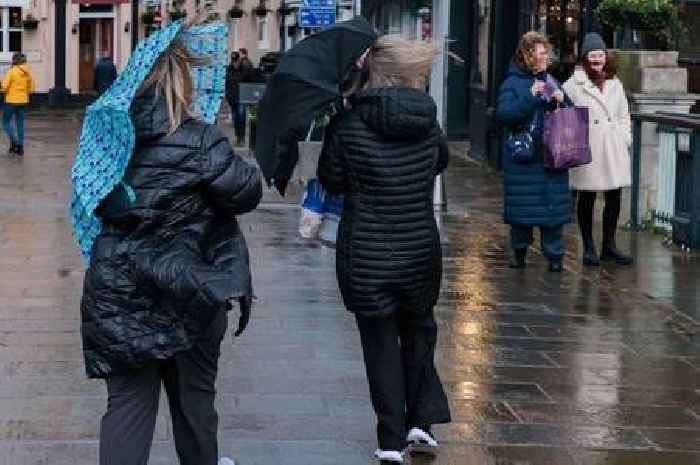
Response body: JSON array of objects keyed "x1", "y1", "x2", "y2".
[{"x1": 1, "y1": 110, "x2": 700, "y2": 465}]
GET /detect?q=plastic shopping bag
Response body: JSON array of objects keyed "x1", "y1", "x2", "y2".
[{"x1": 299, "y1": 178, "x2": 326, "y2": 239}]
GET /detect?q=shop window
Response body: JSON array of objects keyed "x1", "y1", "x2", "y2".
[
  {"x1": 0, "y1": 8, "x2": 23, "y2": 53},
  {"x1": 258, "y1": 18, "x2": 268, "y2": 49}
]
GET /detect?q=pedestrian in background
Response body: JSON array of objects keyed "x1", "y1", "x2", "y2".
[
  {"x1": 563, "y1": 33, "x2": 634, "y2": 267},
  {"x1": 496, "y1": 31, "x2": 571, "y2": 272},
  {"x1": 225, "y1": 51, "x2": 246, "y2": 145},
  {"x1": 72, "y1": 21, "x2": 261, "y2": 465},
  {"x1": 2, "y1": 52, "x2": 34, "y2": 156},
  {"x1": 94, "y1": 52, "x2": 118, "y2": 96},
  {"x1": 318, "y1": 35, "x2": 451, "y2": 465}
]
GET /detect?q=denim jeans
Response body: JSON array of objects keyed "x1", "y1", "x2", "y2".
[
  {"x1": 3, "y1": 103, "x2": 25, "y2": 146},
  {"x1": 511, "y1": 224, "x2": 564, "y2": 261}
]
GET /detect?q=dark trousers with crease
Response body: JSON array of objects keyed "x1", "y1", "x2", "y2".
[
  {"x1": 355, "y1": 308, "x2": 451, "y2": 451},
  {"x1": 99, "y1": 311, "x2": 228, "y2": 465}
]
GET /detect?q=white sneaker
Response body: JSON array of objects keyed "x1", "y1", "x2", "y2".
[
  {"x1": 218, "y1": 458, "x2": 236, "y2": 465},
  {"x1": 374, "y1": 449, "x2": 403, "y2": 463},
  {"x1": 407, "y1": 427, "x2": 439, "y2": 455}
]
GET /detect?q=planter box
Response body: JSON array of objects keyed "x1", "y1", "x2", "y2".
[
  {"x1": 229, "y1": 8, "x2": 244, "y2": 18},
  {"x1": 22, "y1": 19, "x2": 38, "y2": 30}
]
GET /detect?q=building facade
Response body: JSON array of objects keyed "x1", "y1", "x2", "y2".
[{"x1": 9, "y1": 0, "x2": 358, "y2": 100}]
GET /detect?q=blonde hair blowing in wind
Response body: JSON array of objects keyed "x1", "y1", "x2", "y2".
[
  {"x1": 138, "y1": 22, "x2": 209, "y2": 135},
  {"x1": 367, "y1": 35, "x2": 440, "y2": 90}
]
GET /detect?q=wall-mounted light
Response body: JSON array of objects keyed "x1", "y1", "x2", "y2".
[
  {"x1": 71, "y1": 21, "x2": 79, "y2": 34},
  {"x1": 124, "y1": 21, "x2": 130, "y2": 32}
]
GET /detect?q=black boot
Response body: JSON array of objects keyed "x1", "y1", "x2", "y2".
[
  {"x1": 509, "y1": 249, "x2": 527, "y2": 269},
  {"x1": 582, "y1": 235, "x2": 600, "y2": 267},
  {"x1": 578, "y1": 191, "x2": 600, "y2": 267},
  {"x1": 16, "y1": 145, "x2": 23, "y2": 156},
  {"x1": 8, "y1": 142, "x2": 16, "y2": 155},
  {"x1": 600, "y1": 190, "x2": 633, "y2": 265}
]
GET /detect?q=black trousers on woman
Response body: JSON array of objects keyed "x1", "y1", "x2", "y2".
[
  {"x1": 355, "y1": 309, "x2": 451, "y2": 451},
  {"x1": 99, "y1": 312, "x2": 228, "y2": 465}
]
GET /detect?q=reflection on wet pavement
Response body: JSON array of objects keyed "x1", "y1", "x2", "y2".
[{"x1": 1, "y1": 112, "x2": 699, "y2": 464}]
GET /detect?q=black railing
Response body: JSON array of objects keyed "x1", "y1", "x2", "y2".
[{"x1": 631, "y1": 112, "x2": 700, "y2": 247}]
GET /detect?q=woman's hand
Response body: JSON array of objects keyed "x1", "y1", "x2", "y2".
[
  {"x1": 531, "y1": 80, "x2": 545, "y2": 97},
  {"x1": 552, "y1": 89, "x2": 565, "y2": 103}
]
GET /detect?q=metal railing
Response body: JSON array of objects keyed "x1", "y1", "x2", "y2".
[{"x1": 631, "y1": 112, "x2": 700, "y2": 247}]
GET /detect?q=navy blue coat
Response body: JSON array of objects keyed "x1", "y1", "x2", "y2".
[{"x1": 495, "y1": 64, "x2": 571, "y2": 228}]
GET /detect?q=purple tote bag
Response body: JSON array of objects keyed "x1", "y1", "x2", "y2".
[{"x1": 543, "y1": 106, "x2": 592, "y2": 170}]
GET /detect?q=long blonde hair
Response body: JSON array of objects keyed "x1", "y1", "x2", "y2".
[
  {"x1": 366, "y1": 35, "x2": 439, "y2": 89},
  {"x1": 138, "y1": 39, "x2": 203, "y2": 135}
]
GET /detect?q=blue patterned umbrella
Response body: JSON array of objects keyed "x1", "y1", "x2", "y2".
[{"x1": 70, "y1": 20, "x2": 228, "y2": 262}]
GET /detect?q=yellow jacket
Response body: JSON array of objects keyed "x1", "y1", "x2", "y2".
[{"x1": 2, "y1": 65, "x2": 35, "y2": 105}]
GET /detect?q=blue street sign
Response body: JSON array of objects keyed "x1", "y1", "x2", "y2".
[
  {"x1": 299, "y1": 8, "x2": 336, "y2": 27},
  {"x1": 302, "y1": 0, "x2": 335, "y2": 7}
]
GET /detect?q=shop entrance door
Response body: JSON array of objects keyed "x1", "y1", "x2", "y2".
[{"x1": 78, "y1": 12, "x2": 114, "y2": 93}]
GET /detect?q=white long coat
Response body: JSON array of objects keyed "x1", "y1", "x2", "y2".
[{"x1": 563, "y1": 69, "x2": 632, "y2": 191}]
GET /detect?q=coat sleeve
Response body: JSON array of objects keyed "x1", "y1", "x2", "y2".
[
  {"x1": 1, "y1": 70, "x2": 11, "y2": 94},
  {"x1": 495, "y1": 78, "x2": 540, "y2": 126},
  {"x1": 201, "y1": 124, "x2": 262, "y2": 216},
  {"x1": 615, "y1": 80, "x2": 632, "y2": 148},
  {"x1": 317, "y1": 116, "x2": 348, "y2": 194}
]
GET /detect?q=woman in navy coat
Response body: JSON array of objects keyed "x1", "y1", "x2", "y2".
[{"x1": 496, "y1": 31, "x2": 571, "y2": 272}]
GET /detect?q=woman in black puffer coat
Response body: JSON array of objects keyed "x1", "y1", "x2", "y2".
[
  {"x1": 318, "y1": 35, "x2": 451, "y2": 464},
  {"x1": 80, "y1": 40, "x2": 261, "y2": 465}
]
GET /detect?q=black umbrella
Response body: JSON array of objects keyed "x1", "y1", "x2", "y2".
[{"x1": 255, "y1": 17, "x2": 377, "y2": 194}]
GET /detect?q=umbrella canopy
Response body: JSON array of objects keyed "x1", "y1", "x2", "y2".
[{"x1": 255, "y1": 17, "x2": 377, "y2": 194}]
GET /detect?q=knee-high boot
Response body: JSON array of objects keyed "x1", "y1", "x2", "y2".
[
  {"x1": 600, "y1": 189, "x2": 634, "y2": 265},
  {"x1": 577, "y1": 192, "x2": 600, "y2": 266}
]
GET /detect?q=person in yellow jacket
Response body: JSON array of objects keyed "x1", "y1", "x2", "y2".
[{"x1": 2, "y1": 52, "x2": 34, "y2": 156}]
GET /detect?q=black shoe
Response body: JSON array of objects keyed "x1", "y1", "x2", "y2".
[
  {"x1": 600, "y1": 245, "x2": 634, "y2": 265},
  {"x1": 509, "y1": 249, "x2": 527, "y2": 269},
  {"x1": 548, "y1": 260, "x2": 563, "y2": 272},
  {"x1": 582, "y1": 247, "x2": 600, "y2": 267},
  {"x1": 8, "y1": 142, "x2": 17, "y2": 155},
  {"x1": 16, "y1": 145, "x2": 23, "y2": 156}
]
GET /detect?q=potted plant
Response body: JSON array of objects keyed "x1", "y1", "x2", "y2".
[
  {"x1": 595, "y1": 0, "x2": 686, "y2": 50},
  {"x1": 22, "y1": 13, "x2": 39, "y2": 30},
  {"x1": 252, "y1": 0, "x2": 269, "y2": 17}
]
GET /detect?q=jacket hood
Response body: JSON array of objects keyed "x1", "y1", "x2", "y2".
[
  {"x1": 130, "y1": 92, "x2": 172, "y2": 140},
  {"x1": 350, "y1": 87, "x2": 437, "y2": 139}
]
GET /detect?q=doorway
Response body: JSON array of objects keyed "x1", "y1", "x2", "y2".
[{"x1": 78, "y1": 5, "x2": 115, "y2": 93}]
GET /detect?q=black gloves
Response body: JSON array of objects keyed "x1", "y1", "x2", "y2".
[{"x1": 234, "y1": 295, "x2": 252, "y2": 337}]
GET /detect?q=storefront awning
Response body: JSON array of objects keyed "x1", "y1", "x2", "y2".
[{"x1": 0, "y1": 0, "x2": 31, "y2": 7}]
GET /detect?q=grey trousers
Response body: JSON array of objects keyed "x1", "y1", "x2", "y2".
[{"x1": 99, "y1": 311, "x2": 228, "y2": 465}]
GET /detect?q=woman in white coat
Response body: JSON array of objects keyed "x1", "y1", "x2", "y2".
[{"x1": 563, "y1": 33, "x2": 634, "y2": 267}]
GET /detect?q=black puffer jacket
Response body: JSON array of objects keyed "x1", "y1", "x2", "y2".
[
  {"x1": 80, "y1": 94, "x2": 262, "y2": 378},
  {"x1": 317, "y1": 87, "x2": 449, "y2": 317}
]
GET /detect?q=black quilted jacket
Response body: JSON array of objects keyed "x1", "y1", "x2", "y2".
[
  {"x1": 80, "y1": 94, "x2": 262, "y2": 378},
  {"x1": 317, "y1": 87, "x2": 449, "y2": 317}
]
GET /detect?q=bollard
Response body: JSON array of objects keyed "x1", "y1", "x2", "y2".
[{"x1": 433, "y1": 174, "x2": 447, "y2": 211}]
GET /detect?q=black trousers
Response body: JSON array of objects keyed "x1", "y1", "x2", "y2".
[
  {"x1": 355, "y1": 309, "x2": 451, "y2": 451},
  {"x1": 99, "y1": 312, "x2": 228, "y2": 465}
]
